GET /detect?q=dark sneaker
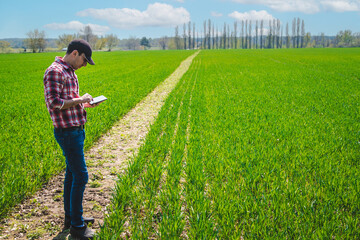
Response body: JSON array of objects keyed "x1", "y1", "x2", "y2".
[
  {"x1": 70, "y1": 224, "x2": 95, "y2": 240},
  {"x1": 64, "y1": 216, "x2": 95, "y2": 230}
]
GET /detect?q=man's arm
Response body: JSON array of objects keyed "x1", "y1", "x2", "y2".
[
  {"x1": 44, "y1": 70, "x2": 98, "y2": 110},
  {"x1": 61, "y1": 93, "x2": 93, "y2": 110}
]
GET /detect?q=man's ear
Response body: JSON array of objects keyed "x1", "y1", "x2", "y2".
[{"x1": 71, "y1": 50, "x2": 79, "y2": 57}]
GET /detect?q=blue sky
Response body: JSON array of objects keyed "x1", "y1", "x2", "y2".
[{"x1": 0, "y1": 0, "x2": 359, "y2": 39}]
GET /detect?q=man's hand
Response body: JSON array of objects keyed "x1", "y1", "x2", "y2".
[
  {"x1": 84, "y1": 102, "x2": 101, "y2": 108},
  {"x1": 80, "y1": 93, "x2": 93, "y2": 103}
]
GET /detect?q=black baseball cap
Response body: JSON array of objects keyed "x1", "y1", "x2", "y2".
[{"x1": 67, "y1": 39, "x2": 95, "y2": 65}]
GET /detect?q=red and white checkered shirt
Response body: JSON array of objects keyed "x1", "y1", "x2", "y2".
[{"x1": 44, "y1": 57, "x2": 87, "y2": 128}]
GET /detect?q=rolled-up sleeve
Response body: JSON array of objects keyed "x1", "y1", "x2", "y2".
[{"x1": 44, "y1": 69, "x2": 64, "y2": 110}]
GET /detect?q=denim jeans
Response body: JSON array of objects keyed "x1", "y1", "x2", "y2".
[{"x1": 54, "y1": 128, "x2": 88, "y2": 227}]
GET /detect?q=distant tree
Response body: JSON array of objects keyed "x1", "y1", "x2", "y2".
[
  {"x1": 245, "y1": 20, "x2": 248, "y2": 49},
  {"x1": 174, "y1": 26, "x2": 181, "y2": 50},
  {"x1": 80, "y1": 26, "x2": 93, "y2": 42},
  {"x1": 95, "y1": 36, "x2": 107, "y2": 50},
  {"x1": 56, "y1": 34, "x2": 76, "y2": 50},
  {"x1": 241, "y1": 20, "x2": 244, "y2": 49},
  {"x1": 353, "y1": 32, "x2": 360, "y2": 47},
  {"x1": 159, "y1": 36, "x2": 168, "y2": 50},
  {"x1": 268, "y1": 20, "x2": 272, "y2": 48},
  {"x1": 260, "y1": 20, "x2": 264, "y2": 49},
  {"x1": 249, "y1": 21, "x2": 252, "y2": 49},
  {"x1": 106, "y1": 34, "x2": 119, "y2": 51},
  {"x1": 208, "y1": 19, "x2": 211, "y2": 49},
  {"x1": 140, "y1": 37, "x2": 151, "y2": 49},
  {"x1": 25, "y1": 29, "x2": 46, "y2": 53},
  {"x1": 223, "y1": 23, "x2": 227, "y2": 49},
  {"x1": 188, "y1": 21, "x2": 192, "y2": 49},
  {"x1": 203, "y1": 21, "x2": 207, "y2": 49},
  {"x1": 276, "y1": 19, "x2": 281, "y2": 48},
  {"x1": 292, "y1": 18, "x2": 296, "y2": 48},
  {"x1": 335, "y1": 30, "x2": 354, "y2": 47},
  {"x1": 304, "y1": 32, "x2": 311, "y2": 48},
  {"x1": 255, "y1": 20, "x2": 258, "y2": 49},
  {"x1": 280, "y1": 25, "x2": 283, "y2": 48},
  {"x1": 193, "y1": 22, "x2": 196, "y2": 49},
  {"x1": 234, "y1": 21, "x2": 238, "y2": 49},
  {"x1": 273, "y1": 19, "x2": 276, "y2": 48},
  {"x1": 297, "y1": 18, "x2": 300, "y2": 48},
  {"x1": 212, "y1": 23, "x2": 215, "y2": 49},
  {"x1": 126, "y1": 36, "x2": 138, "y2": 50},
  {"x1": 79, "y1": 25, "x2": 97, "y2": 47},
  {"x1": 286, "y1": 22, "x2": 290, "y2": 48},
  {"x1": 216, "y1": 26, "x2": 219, "y2": 49},
  {"x1": 227, "y1": 24, "x2": 230, "y2": 49},
  {"x1": 183, "y1": 23, "x2": 187, "y2": 50},
  {"x1": 301, "y1": 20, "x2": 305, "y2": 48},
  {"x1": 321, "y1": 33, "x2": 326, "y2": 48},
  {"x1": 0, "y1": 40, "x2": 10, "y2": 53}
]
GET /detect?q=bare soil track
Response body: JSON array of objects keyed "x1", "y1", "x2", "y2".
[{"x1": 0, "y1": 51, "x2": 199, "y2": 240}]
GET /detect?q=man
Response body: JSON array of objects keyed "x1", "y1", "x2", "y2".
[{"x1": 44, "y1": 39, "x2": 100, "y2": 239}]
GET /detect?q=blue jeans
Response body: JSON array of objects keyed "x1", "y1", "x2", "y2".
[{"x1": 54, "y1": 128, "x2": 88, "y2": 227}]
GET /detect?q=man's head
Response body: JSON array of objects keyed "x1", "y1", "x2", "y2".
[
  {"x1": 67, "y1": 39, "x2": 95, "y2": 65},
  {"x1": 64, "y1": 39, "x2": 95, "y2": 70}
]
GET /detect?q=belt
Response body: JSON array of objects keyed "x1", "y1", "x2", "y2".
[{"x1": 55, "y1": 125, "x2": 85, "y2": 132}]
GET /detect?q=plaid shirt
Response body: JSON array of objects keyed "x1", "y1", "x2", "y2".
[{"x1": 44, "y1": 57, "x2": 87, "y2": 128}]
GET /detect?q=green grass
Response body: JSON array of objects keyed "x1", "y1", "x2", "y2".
[
  {"x1": 98, "y1": 48, "x2": 360, "y2": 239},
  {"x1": 0, "y1": 50, "x2": 194, "y2": 218}
]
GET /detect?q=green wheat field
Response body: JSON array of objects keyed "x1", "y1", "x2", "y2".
[{"x1": 0, "y1": 48, "x2": 359, "y2": 238}]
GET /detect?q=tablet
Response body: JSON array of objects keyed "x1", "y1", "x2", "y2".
[{"x1": 90, "y1": 95, "x2": 107, "y2": 105}]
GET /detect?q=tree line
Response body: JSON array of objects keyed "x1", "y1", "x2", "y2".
[
  {"x1": 16, "y1": 26, "x2": 119, "y2": 53},
  {"x1": 1, "y1": 18, "x2": 359, "y2": 53},
  {"x1": 171, "y1": 18, "x2": 360, "y2": 50}
]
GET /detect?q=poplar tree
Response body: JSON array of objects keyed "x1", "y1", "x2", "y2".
[
  {"x1": 255, "y1": 20, "x2": 258, "y2": 49},
  {"x1": 183, "y1": 23, "x2": 187, "y2": 49},
  {"x1": 241, "y1": 20, "x2": 244, "y2": 49},
  {"x1": 203, "y1": 21, "x2": 207, "y2": 49},
  {"x1": 286, "y1": 22, "x2": 290, "y2": 48},
  {"x1": 212, "y1": 24, "x2": 215, "y2": 49},
  {"x1": 268, "y1": 20, "x2": 272, "y2": 48},
  {"x1": 301, "y1": 20, "x2": 305, "y2": 48},
  {"x1": 174, "y1": 26, "x2": 181, "y2": 49},
  {"x1": 273, "y1": 19, "x2": 276, "y2": 48},
  {"x1": 245, "y1": 20, "x2": 248, "y2": 49},
  {"x1": 292, "y1": 18, "x2": 296, "y2": 48},
  {"x1": 260, "y1": 20, "x2": 264, "y2": 49},
  {"x1": 208, "y1": 19, "x2": 212, "y2": 49},
  {"x1": 193, "y1": 23, "x2": 196, "y2": 49},
  {"x1": 234, "y1": 21, "x2": 238, "y2": 49},
  {"x1": 188, "y1": 21, "x2": 191, "y2": 49},
  {"x1": 249, "y1": 21, "x2": 252, "y2": 49},
  {"x1": 223, "y1": 23, "x2": 226, "y2": 49},
  {"x1": 297, "y1": 17, "x2": 300, "y2": 48}
]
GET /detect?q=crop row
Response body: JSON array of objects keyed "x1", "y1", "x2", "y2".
[{"x1": 97, "y1": 48, "x2": 360, "y2": 239}]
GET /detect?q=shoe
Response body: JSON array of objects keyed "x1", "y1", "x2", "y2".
[
  {"x1": 70, "y1": 224, "x2": 95, "y2": 240},
  {"x1": 64, "y1": 216, "x2": 95, "y2": 230}
]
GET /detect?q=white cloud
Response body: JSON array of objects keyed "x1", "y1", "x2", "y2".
[
  {"x1": 77, "y1": 3, "x2": 191, "y2": 29},
  {"x1": 229, "y1": 10, "x2": 275, "y2": 21},
  {"x1": 321, "y1": 0, "x2": 360, "y2": 12},
  {"x1": 44, "y1": 21, "x2": 110, "y2": 35},
  {"x1": 211, "y1": 11, "x2": 223, "y2": 17},
  {"x1": 231, "y1": 0, "x2": 320, "y2": 14},
  {"x1": 232, "y1": 0, "x2": 360, "y2": 13}
]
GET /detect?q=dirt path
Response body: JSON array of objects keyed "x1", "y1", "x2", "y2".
[{"x1": 0, "y1": 51, "x2": 199, "y2": 240}]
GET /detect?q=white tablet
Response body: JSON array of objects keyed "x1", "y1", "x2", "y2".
[{"x1": 90, "y1": 95, "x2": 107, "y2": 105}]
